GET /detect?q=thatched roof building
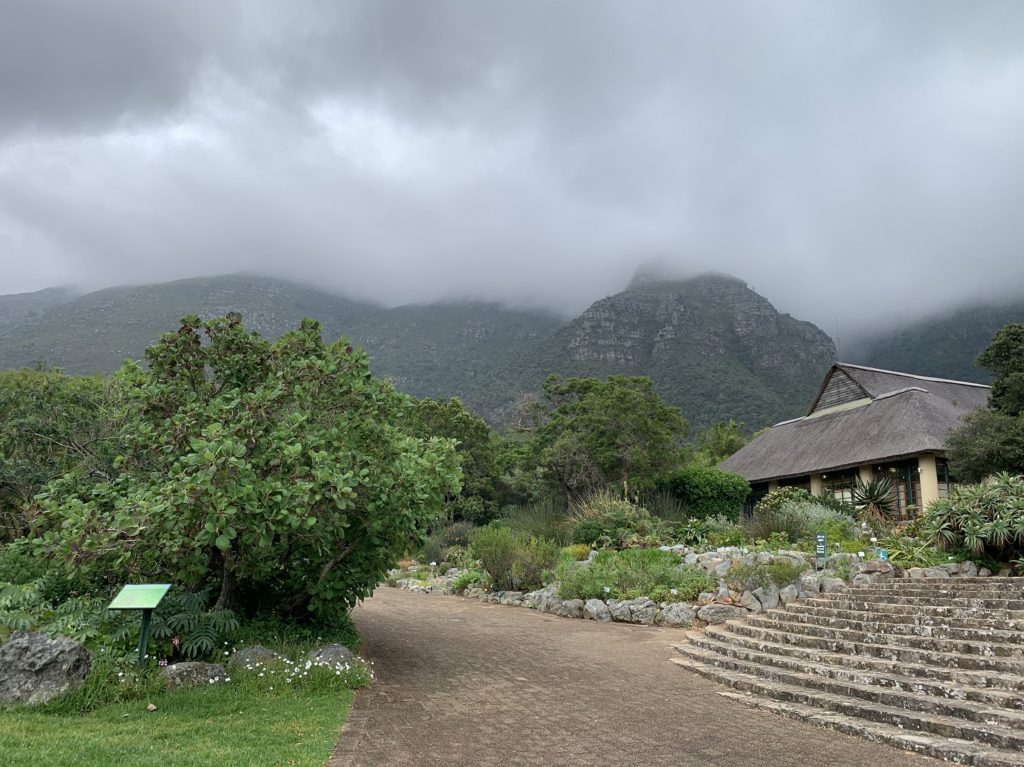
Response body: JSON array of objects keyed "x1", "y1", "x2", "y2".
[{"x1": 721, "y1": 363, "x2": 990, "y2": 516}]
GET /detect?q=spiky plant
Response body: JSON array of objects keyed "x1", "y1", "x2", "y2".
[{"x1": 852, "y1": 476, "x2": 896, "y2": 527}]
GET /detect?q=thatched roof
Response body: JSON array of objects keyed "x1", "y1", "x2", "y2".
[{"x1": 721, "y1": 363, "x2": 990, "y2": 483}]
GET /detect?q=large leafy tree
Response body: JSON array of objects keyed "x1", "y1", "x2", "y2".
[
  {"x1": 34, "y1": 315, "x2": 460, "y2": 622},
  {"x1": 533, "y1": 375, "x2": 687, "y2": 499},
  {"x1": 404, "y1": 396, "x2": 500, "y2": 522},
  {"x1": 948, "y1": 323, "x2": 1024, "y2": 481}
]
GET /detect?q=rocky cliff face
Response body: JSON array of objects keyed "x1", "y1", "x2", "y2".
[{"x1": 476, "y1": 274, "x2": 837, "y2": 430}]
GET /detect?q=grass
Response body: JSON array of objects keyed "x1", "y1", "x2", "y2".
[{"x1": 1, "y1": 679, "x2": 353, "y2": 767}]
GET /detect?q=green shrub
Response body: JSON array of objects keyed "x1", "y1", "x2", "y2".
[
  {"x1": 0, "y1": 580, "x2": 239, "y2": 662},
  {"x1": 438, "y1": 545, "x2": 474, "y2": 570},
  {"x1": 416, "y1": 533, "x2": 446, "y2": 566},
  {"x1": 569, "y1": 491, "x2": 669, "y2": 549},
  {"x1": 658, "y1": 465, "x2": 750, "y2": 520},
  {"x1": 744, "y1": 501, "x2": 855, "y2": 546},
  {"x1": 756, "y1": 486, "x2": 857, "y2": 518},
  {"x1": 921, "y1": 473, "x2": 1024, "y2": 561},
  {"x1": 470, "y1": 525, "x2": 559, "y2": 591},
  {"x1": 439, "y1": 521, "x2": 477, "y2": 548},
  {"x1": 704, "y1": 515, "x2": 745, "y2": 548},
  {"x1": 449, "y1": 495, "x2": 498, "y2": 525},
  {"x1": 555, "y1": 548, "x2": 714, "y2": 602},
  {"x1": 562, "y1": 543, "x2": 593, "y2": 561},
  {"x1": 497, "y1": 497, "x2": 570, "y2": 545},
  {"x1": 724, "y1": 561, "x2": 806, "y2": 592},
  {"x1": 643, "y1": 491, "x2": 691, "y2": 523},
  {"x1": 452, "y1": 568, "x2": 489, "y2": 592}
]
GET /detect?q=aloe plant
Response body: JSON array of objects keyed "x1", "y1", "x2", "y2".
[{"x1": 852, "y1": 476, "x2": 896, "y2": 526}]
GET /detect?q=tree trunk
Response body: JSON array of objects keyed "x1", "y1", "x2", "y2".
[{"x1": 214, "y1": 553, "x2": 239, "y2": 611}]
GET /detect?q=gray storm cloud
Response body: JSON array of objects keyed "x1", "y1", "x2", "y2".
[{"x1": 1, "y1": 0, "x2": 1023, "y2": 335}]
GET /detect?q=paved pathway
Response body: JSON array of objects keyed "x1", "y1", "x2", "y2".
[{"x1": 329, "y1": 587, "x2": 941, "y2": 767}]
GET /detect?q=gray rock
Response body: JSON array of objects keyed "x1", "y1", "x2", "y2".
[
  {"x1": 607, "y1": 599, "x2": 632, "y2": 622},
  {"x1": 656, "y1": 602, "x2": 695, "y2": 628},
  {"x1": 697, "y1": 591, "x2": 715, "y2": 605},
  {"x1": 228, "y1": 645, "x2": 280, "y2": 669},
  {"x1": 753, "y1": 585, "x2": 780, "y2": 610},
  {"x1": 0, "y1": 631, "x2": 91, "y2": 706},
  {"x1": 307, "y1": 644, "x2": 354, "y2": 665},
  {"x1": 960, "y1": 561, "x2": 979, "y2": 578},
  {"x1": 684, "y1": 553, "x2": 699, "y2": 565},
  {"x1": 819, "y1": 577, "x2": 846, "y2": 594},
  {"x1": 713, "y1": 560, "x2": 733, "y2": 577},
  {"x1": 906, "y1": 567, "x2": 925, "y2": 579},
  {"x1": 978, "y1": 566, "x2": 992, "y2": 577},
  {"x1": 779, "y1": 584, "x2": 800, "y2": 605},
  {"x1": 921, "y1": 567, "x2": 951, "y2": 579},
  {"x1": 697, "y1": 603, "x2": 746, "y2": 624},
  {"x1": 755, "y1": 551, "x2": 773, "y2": 565},
  {"x1": 739, "y1": 591, "x2": 762, "y2": 613},
  {"x1": 585, "y1": 599, "x2": 612, "y2": 622},
  {"x1": 628, "y1": 598, "x2": 658, "y2": 625},
  {"x1": 798, "y1": 575, "x2": 820, "y2": 595},
  {"x1": 163, "y1": 661, "x2": 226, "y2": 690},
  {"x1": 498, "y1": 591, "x2": 524, "y2": 606},
  {"x1": 557, "y1": 599, "x2": 585, "y2": 619}
]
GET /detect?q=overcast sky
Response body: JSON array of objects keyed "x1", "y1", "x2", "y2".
[{"x1": 1, "y1": 1, "x2": 1023, "y2": 335}]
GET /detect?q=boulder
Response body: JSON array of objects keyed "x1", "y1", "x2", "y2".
[
  {"x1": 978, "y1": 567, "x2": 992, "y2": 578},
  {"x1": 713, "y1": 560, "x2": 733, "y2": 578},
  {"x1": 584, "y1": 599, "x2": 612, "y2": 623},
  {"x1": 960, "y1": 561, "x2": 979, "y2": 578},
  {"x1": 0, "y1": 631, "x2": 91, "y2": 706},
  {"x1": 819, "y1": 577, "x2": 846, "y2": 594},
  {"x1": 163, "y1": 661, "x2": 226, "y2": 690},
  {"x1": 228, "y1": 645, "x2": 280, "y2": 669},
  {"x1": 656, "y1": 603, "x2": 696, "y2": 628},
  {"x1": 798, "y1": 575, "x2": 820, "y2": 596},
  {"x1": 739, "y1": 591, "x2": 762, "y2": 613},
  {"x1": 498, "y1": 591, "x2": 524, "y2": 606},
  {"x1": 628, "y1": 598, "x2": 658, "y2": 625},
  {"x1": 921, "y1": 567, "x2": 951, "y2": 579},
  {"x1": 607, "y1": 600, "x2": 632, "y2": 622},
  {"x1": 697, "y1": 603, "x2": 746, "y2": 624},
  {"x1": 557, "y1": 599, "x2": 585, "y2": 620},
  {"x1": 753, "y1": 585, "x2": 780, "y2": 610},
  {"x1": 307, "y1": 644, "x2": 354, "y2": 665},
  {"x1": 779, "y1": 584, "x2": 800, "y2": 606}
]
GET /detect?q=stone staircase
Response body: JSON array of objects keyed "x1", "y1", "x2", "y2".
[{"x1": 672, "y1": 578, "x2": 1024, "y2": 766}]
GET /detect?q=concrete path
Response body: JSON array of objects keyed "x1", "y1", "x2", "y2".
[{"x1": 329, "y1": 587, "x2": 941, "y2": 767}]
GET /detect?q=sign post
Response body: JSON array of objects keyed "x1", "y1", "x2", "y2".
[
  {"x1": 108, "y1": 584, "x2": 171, "y2": 667},
  {"x1": 815, "y1": 532, "x2": 827, "y2": 572}
]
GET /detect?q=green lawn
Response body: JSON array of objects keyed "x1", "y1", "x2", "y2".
[{"x1": 1, "y1": 684, "x2": 352, "y2": 767}]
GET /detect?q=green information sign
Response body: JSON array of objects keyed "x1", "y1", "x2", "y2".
[
  {"x1": 108, "y1": 584, "x2": 171, "y2": 666},
  {"x1": 815, "y1": 532, "x2": 827, "y2": 571},
  {"x1": 108, "y1": 584, "x2": 171, "y2": 610}
]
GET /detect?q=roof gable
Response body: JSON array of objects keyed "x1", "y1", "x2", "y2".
[{"x1": 808, "y1": 366, "x2": 870, "y2": 415}]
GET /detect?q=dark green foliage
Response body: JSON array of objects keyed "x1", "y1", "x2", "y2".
[
  {"x1": 31, "y1": 314, "x2": 461, "y2": 624},
  {"x1": 946, "y1": 323, "x2": 1024, "y2": 481},
  {"x1": 404, "y1": 397, "x2": 501, "y2": 522},
  {"x1": 724, "y1": 561, "x2": 806, "y2": 592},
  {"x1": 439, "y1": 521, "x2": 477, "y2": 548},
  {"x1": 0, "y1": 369, "x2": 121, "y2": 542},
  {"x1": 921, "y1": 473, "x2": 1024, "y2": 561},
  {"x1": 555, "y1": 549, "x2": 714, "y2": 602},
  {"x1": 977, "y1": 324, "x2": 1024, "y2": 417},
  {"x1": 694, "y1": 419, "x2": 747, "y2": 464},
  {"x1": 657, "y1": 465, "x2": 750, "y2": 521},
  {"x1": 534, "y1": 375, "x2": 687, "y2": 499},
  {"x1": 947, "y1": 410, "x2": 1024, "y2": 481},
  {"x1": 149, "y1": 591, "x2": 240, "y2": 661},
  {"x1": 568, "y1": 492, "x2": 669, "y2": 549},
  {"x1": 469, "y1": 525, "x2": 559, "y2": 592}
]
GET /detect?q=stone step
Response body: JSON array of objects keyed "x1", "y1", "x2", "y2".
[
  {"x1": 761, "y1": 608, "x2": 1024, "y2": 643},
  {"x1": 711, "y1": 689, "x2": 1024, "y2": 767},
  {"x1": 672, "y1": 655, "x2": 1024, "y2": 752},
  {"x1": 675, "y1": 643, "x2": 1024, "y2": 727},
  {"x1": 857, "y1": 577, "x2": 1024, "y2": 587},
  {"x1": 818, "y1": 593, "x2": 1024, "y2": 610},
  {"x1": 806, "y1": 599, "x2": 1024, "y2": 621},
  {"x1": 744, "y1": 613, "x2": 1024, "y2": 657},
  {"x1": 700, "y1": 625, "x2": 1024, "y2": 689},
  {"x1": 678, "y1": 636, "x2": 1024, "y2": 710},
  {"x1": 784, "y1": 603, "x2": 1024, "y2": 633},
  {"x1": 717, "y1": 622, "x2": 1024, "y2": 672},
  {"x1": 850, "y1": 582, "x2": 1023, "y2": 594}
]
